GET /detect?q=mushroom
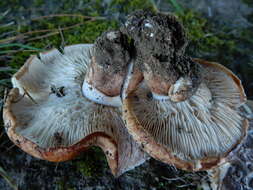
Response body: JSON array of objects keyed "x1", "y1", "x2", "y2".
[
  {"x1": 3, "y1": 39, "x2": 148, "y2": 177},
  {"x1": 121, "y1": 11, "x2": 248, "y2": 171}
]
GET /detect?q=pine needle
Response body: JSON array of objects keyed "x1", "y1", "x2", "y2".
[{"x1": 0, "y1": 166, "x2": 19, "y2": 190}]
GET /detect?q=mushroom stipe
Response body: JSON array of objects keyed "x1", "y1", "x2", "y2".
[{"x1": 2, "y1": 11, "x2": 250, "y2": 178}]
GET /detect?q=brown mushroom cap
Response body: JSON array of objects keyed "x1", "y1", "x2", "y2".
[
  {"x1": 2, "y1": 44, "x2": 148, "y2": 177},
  {"x1": 122, "y1": 59, "x2": 248, "y2": 171}
]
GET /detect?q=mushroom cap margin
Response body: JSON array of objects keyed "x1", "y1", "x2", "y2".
[{"x1": 3, "y1": 87, "x2": 119, "y2": 175}]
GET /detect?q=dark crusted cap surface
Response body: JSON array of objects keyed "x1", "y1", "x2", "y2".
[
  {"x1": 173, "y1": 56, "x2": 203, "y2": 93},
  {"x1": 94, "y1": 30, "x2": 131, "y2": 73},
  {"x1": 120, "y1": 10, "x2": 187, "y2": 63},
  {"x1": 143, "y1": 55, "x2": 203, "y2": 97}
]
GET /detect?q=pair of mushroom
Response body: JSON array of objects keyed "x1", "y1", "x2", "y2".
[{"x1": 2, "y1": 11, "x2": 248, "y2": 177}]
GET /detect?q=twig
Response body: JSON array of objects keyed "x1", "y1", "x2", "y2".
[
  {"x1": 4, "y1": 144, "x2": 16, "y2": 153},
  {"x1": 0, "y1": 49, "x2": 41, "y2": 55},
  {"x1": 59, "y1": 26, "x2": 65, "y2": 47},
  {"x1": 12, "y1": 93, "x2": 25, "y2": 104},
  {"x1": 0, "y1": 166, "x2": 18, "y2": 190},
  {"x1": 31, "y1": 14, "x2": 105, "y2": 21},
  {"x1": 0, "y1": 55, "x2": 13, "y2": 60},
  {"x1": 177, "y1": 183, "x2": 194, "y2": 188},
  {"x1": 0, "y1": 9, "x2": 10, "y2": 20},
  {"x1": 26, "y1": 31, "x2": 60, "y2": 42},
  {"x1": 0, "y1": 131, "x2": 3, "y2": 140},
  {"x1": 0, "y1": 29, "x2": 58, "y2": 44},
  {"x1": 3, "y1": 88, "x2": 8, "y2": 104},
  {"x1": 0, "y1": 43, "x2": 43, "y2": 51},
  {"x1": 0, "y1": 15, "x2": 103, "y2": 44},
  {"x1": 0, "y1": 31, "x2": 16, "y2": 39},
  {"x1": 0, "y1": 21, "x2": 15, "y2": 28},
  {"x1": 27, "y1": 22, "x2": 84, "y2": 42},
  {"x1": 54, "y1": 163, "x2": 59, "y2": 172},
  {"x1": 23, "y1": 88, "x2": 37, "y2": 104}
]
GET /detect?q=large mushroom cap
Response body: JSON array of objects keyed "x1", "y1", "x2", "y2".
[
  {"x1": 3, "y1": 44, "x2": 148, "y2": 176},
  {"x1": 122, "y1": 59, "x2": 248, "y2": 171}
]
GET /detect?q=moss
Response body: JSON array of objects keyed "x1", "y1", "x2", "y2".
[
  {"x1": 3, "y1": 5, "x2": 240, "y2": 69},
  {"x1": 56, "y1": 179, "x2": 65, "y2": 190},
  {"x1": 242, "y1": 0, "x2": 253, "y2": 6},
  {"x1": 176, "y1": 10, "x2": 246, "y2": 67},
  {"x1": 76, "y1": 160, "x2": 94, "y2": 177},
  {"x1": 3, "y1": 18, "x2": 118, "y2": 69},
  {"x1": 109, "y1": 0, "x2": 156, "y2": 16},
  {"x1": 178, "y1": 11, "x2": 222, "y2": 55},
  {"x1": 0, "y1": 0, "x2": 157, "y2": 70},
  {"x1": 55, "y1": 178, "x2": 77, "y2": 190},
  {"x1": 33, "y1": 0, "x2": 44, "y2": 7},
  {"x1": 75, "y1": 147, "x2": 107, "y2": 177}
]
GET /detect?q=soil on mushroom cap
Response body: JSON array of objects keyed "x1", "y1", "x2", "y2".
[
  {"x1": 120, "y1": 10, "x2": 202, "y2": 96},
  {"x1": 145, "y1": 56, "x2": 203, "y2": 90},
  {"x1": 94, "y1": 30, "x2": 131, "y2": 74},
  {"x1": 120, "y1": 10, "x2": 187, "y2": 65}
]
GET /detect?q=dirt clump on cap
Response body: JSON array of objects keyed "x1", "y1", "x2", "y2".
[
  {"x1": 93, "y1": 30, "x2": 131, "y2": 74},
  {"x1": 173, "y1": 56, "x2": 203, "y2": 95},
  {"x1": 121, "y1": 11, "x2": 202, "y2": 95},
  {"x1": 120, "y1": 10, "x2": 187, "y2": 64},
  {"x1": 144, "y1": 55, "x2": 203, "y2": 95}
]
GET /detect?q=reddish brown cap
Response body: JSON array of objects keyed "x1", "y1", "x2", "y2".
[
  {"x1": 122, "y1": 59, "x2": 248, "y2": 171},
  {"x1": 2, "y1": 44, "x2": 148, "y2": 177}
]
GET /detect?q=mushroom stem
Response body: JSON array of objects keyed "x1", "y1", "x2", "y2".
[
  {"x1": 151, "y1": 93, "x2": 169, "y2": 100},
  {"x1": 82, "y1": 60, "x2": 143, "y2": 107},
  {"x1": 120, "y1": 60, "x2": 144, "y2": 100},
  {"x1": 168, "y1": 77, "x2": 193, "y2": 102},
  {"x1": 82, "y1": 81, "x2": 122, "y2": 107},
  {"x1": 148, "y1": 77, "x2": 194, "y2": 102},
  {"x1": 84, "y1": 56, "x2": 126, "y2": 97},
  {"x1": 121, "y1": 61, "x2": 134, "y2": 100}
]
